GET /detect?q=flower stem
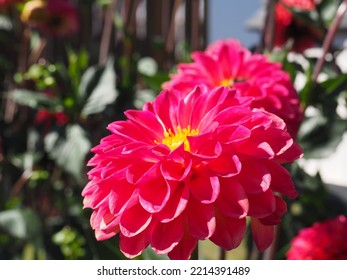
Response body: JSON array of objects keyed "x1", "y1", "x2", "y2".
[
  {"x1": 259, "y1": 0, "x2": 276, "y2": 52},
  {"x1": 262, "y1": 225, "x2": 280, "y2": 260},
  {"x1": 99, "y1": 0, "x2": 118, "y2": 65},
  {"x1": 312, "y1": 0, "x2": 347, "y2": 83},
  {"x1": 190, "y1": 244, "x2": 199, "y2": 260}
]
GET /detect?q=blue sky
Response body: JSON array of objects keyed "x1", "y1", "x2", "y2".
[{"x1": 208, "y1": 0, "x2": 263, "y2": 48}]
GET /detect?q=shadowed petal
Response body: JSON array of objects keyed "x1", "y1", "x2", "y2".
[
  {"x1": 150, "y1": 215, "x2": 185, "y2": 255},
  {"x1": 251, "y1": 218, "x2": 274, "y2": 252},
  {"x1": 120, "y1": 230, "x2": 150, "y2": 258},
  {"x1": 210, "y1": 209, "x2": 246, "y2": 250},
  {"x1": 185, "y1": 198, "x2": 216, "y2": 239}
]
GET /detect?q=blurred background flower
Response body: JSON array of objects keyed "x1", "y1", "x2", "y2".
[{"x1": 286, "y1": 215, "x2": 347, "y2": 259}]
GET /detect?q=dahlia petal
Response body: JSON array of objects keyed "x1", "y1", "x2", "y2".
[
  {"x1": 124, "y1": 110, "x2": 164, "y2": 140},
  {"x1": 266, "y1": 161, "x2": 298, "y2": 198},
  {"x1": 275, "y1": 141, "x2": 303, "y2": 163},
  {"x1": 237, "y1": 138, "x2": 275, "y2": 159},
  {"x1": 100, "y1": 213, "x2": 120, "y2": 233},
  {"x1": 138, "y1": 165, "x2": 170, "y2": 213},
  {"x1": 188, "y1": 168, "x2": 220, "y2": 203},
  {"x1": 178, "y1": 86, "x2": 204, "y2": 128},
  {"x1": 149, "y1": 89, "x2": 180, "y2": 130},
  {"x1": 216, "y1": 177, "x2": 249, "y2": 218},
  {"x1": 247, "y1": 189, "x2": 276, "y2": 218},
  {"x1": 191, "y1": 52, "x2": 222, "y2": 83},
  {"x1": 218, "y1": 44, "x2": 236, "y2": 78},
  {"x1": 160, "y1": 152, "x2": 192, "y2": 181},
  {"x1": 167, "y1": 229, "x2": 198, "y2": 260},
  {"x1": 108, "y1": 183, "x2": 137, "y2": 216},
  {"x1": 216, "y1": 125, "x2": 251, "y2": 145},
  {"x1": 120, "y1": 203, "x2": 152, "y2": 237},
  {"x1": 126, "y1": 161, "x2": 155, "y2": 184},
  {"x1": 251, "y1": 218, "x2": 274, "y2": 252},
  {"x1": 185, "y1": 198, "x2": 215, "y2": 239},
  {"x1": 95, "y1": 228, "x2": 118, "y2": 241},
  {"x1": 120, "y1": 230, "x2": 150, "y2": 258},
  {"x1": 154, "y1": 182, "x2": 189, "y2": 222},
  {"x1": 210, "y1": 210, "x2": 246, "y2": 250},
  {"x1": 207, "y1": 154, "x2": 241, "y2": 177},
  {"x1": 238, "y1": 161, "x2": 271, "y2": 194},
  {"x1": 259, "y1": 195, "x2": 287, "y2": 225},
  {"x1": 213, "y1": 107, "x2": 254, "y2": 127},
  {"x1": 189, "y1": 134, "x2": 222, "y2": 159},
  {"x1": 107, "y1": 120, "x2": 154, "y2": 144},
  {"x1": 150, "y1": 215, "x2": 185, "y2": 255}
]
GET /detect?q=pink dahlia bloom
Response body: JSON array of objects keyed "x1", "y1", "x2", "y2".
[
  {"x1": 162, "y1": 39, "x2": 303, "y2": 138},
  {"x1": 82, "y1": 86, "x2": 302, "y2": 259},
  {"x1": 286, "y1": 215, "x2": 347, "y2": 260}
]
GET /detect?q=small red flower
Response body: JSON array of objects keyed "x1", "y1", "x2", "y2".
[
  {"x1": 163, "y1": 39, "x2": 303, "y2": 137},
  {"x1": 35, "y1": 109, "x2": 69, "y2": 127},
  {"x1": 82, "y1": 86, "x2": 302, "y2": 259},
  {"x1": 286, "y1": 215, "x2": 347, "y2": 260},
  {"x1": 21, "y1": 0, "x2": 79, "y2": 38},
  {"x1": 274, "y1": 0, "x2": 321, "y2": 52}
]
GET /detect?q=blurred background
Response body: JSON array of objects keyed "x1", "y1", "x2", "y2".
[{"x1": 1, "y1": 0, "x2": 347, "y2": 260}]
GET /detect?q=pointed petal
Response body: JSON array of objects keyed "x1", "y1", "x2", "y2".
[
  {"x1": 216, "y1": 177, "x2": 249, "y2": 218},
  {"x1": 259, "y1": 195, "x2": 287, "y2": 225},
  {"x1": 120, "y1": 203, "x2": 152, "y2": 237},
  {"x1": 238, "y1": 160, "x2": 271, "y2": 194},
  {"x1": 185, "y1": 198, "x2": 216, "y2": 239},
  {"x1": 207, "y1": 154, "x2": 241, "y2": 177},
  {"x1": 266, "y1": 161, "x2": 298, "y2": 198},
  {"x1": 188, "y1": 167, "x2": 220, "y2": 203},
  {"x1": 150, "y1": 215, "x2": 185, "y2": 255},
  {"x1": 154, "y1": 182, "x2": 189, "y2": 223},
  {"x1": 120, "y1": 230, "x2": 149, "y2": 258},
  {"x1": 247, "y1": 189, "x2": 276, "y2": 218},
  {"x1": 251, "y1": 218, "x2": 274, "y2": 252},
  {"x1": 167, "y1": 228, "x2": 198, "y2": 260},
  {"x1": 138, "y1": 165, "x2": 170, "y2": 213},
  {"x1": 210, "y1": 210, "x2": 246, "y2": 250}
]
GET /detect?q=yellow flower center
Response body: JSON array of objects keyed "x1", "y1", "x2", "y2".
[
  {"x1": 156, "y1": 125, "x2": 199, "y2": 151},
  {"x1": 219, "y1": 78, "x2": 234, "y2": 87}
]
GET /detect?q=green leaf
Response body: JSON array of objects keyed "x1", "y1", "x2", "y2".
[
  {"x1": 298, "y1": 116, "x2": 347, "y2": 158},
  {"x1": 67, "y1": 48, "x2": 89, "y2": 97},
  {"x1": 0, "y1": 208, "x2": 42, "y2": 240},
  {"x1": 317, "y1": 73, "x2": 347, "y2": 100},
  {"x1": 140, "y1": 72, "x2": 169, "y2": 93},
  {"x1": 44, "y1": 124, "x2": 91, "y2": 180},
  {"x1": 317, "y1": 0, "x2": 342, "y2": 27},
  {"x1": 8, "y1": 89, "x2": 61, "y2": 110},
  {"x1": 77, "y1": 65, "x2": 104, "y2": 105},
  {"x1": 81, "y1": 59, "x2": 118, "y2": 117}
]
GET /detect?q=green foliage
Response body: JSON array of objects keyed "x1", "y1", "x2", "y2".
[
  {"x1": 52, "y1": 226, "x2": 86, "y2": 260},
  {"x1": 44, "y1": 124, "x2": 91, "y2": 181}
]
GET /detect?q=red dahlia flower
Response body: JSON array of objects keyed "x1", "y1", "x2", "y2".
[
  {"x1": 286, "y1": 215, "x2": 347, "y2": 260},
  {"x1": 162, "y1": 39, "x2": 303, "y2": 138},
  {"x1": 21, "y1": 0, "x2": 79, "y2": 37},
  {"x1": 275, "y1": 0, "x2": 320, "y2": 52},
  {"x1": 82, "y1": 86, "x2": 302, "y2": 260}
]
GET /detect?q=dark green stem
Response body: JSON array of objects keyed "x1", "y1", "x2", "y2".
[
  {"x1": 312, "y1": 0, "x2": 347, "y2": 83},
  {"x1": 190, "y1": 243, "x2": 199, "y2": 260}
]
